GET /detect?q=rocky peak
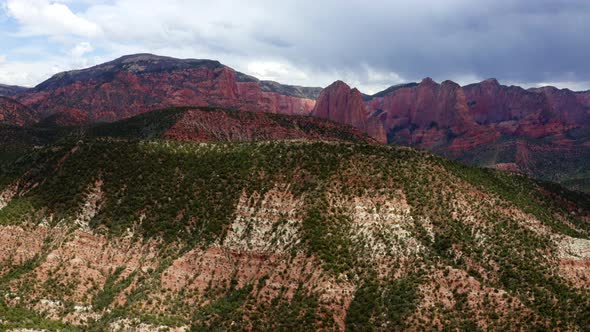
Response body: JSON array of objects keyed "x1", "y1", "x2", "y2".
[
  {"x1": 117, "y1": 53, "x2": 173, "y2": 64},
  {"x1": 312, "y1": 81, "x2": 366, "y2": 125},
  {"x1": 419, "y1": 77, "x2": 437, "y2": 86},
  {"x1": 441, "y1": 80, "x2": 461, "y2": 88},
  {"x1": 366, "y1": 83, "x2": 419, "y2": 100},
  {"x1": 312, "y1": 81, "x2": 386, "y2": 143},
  {"x1": 481, "y1": 78, "x2": 500, "y2": 86}
]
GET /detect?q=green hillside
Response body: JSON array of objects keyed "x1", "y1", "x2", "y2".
[{"x1": 0, "y1": 108, "x2": 588, "y2": 331}]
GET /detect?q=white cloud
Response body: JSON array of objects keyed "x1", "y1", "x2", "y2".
[
  {"x1": 0, "y1": 51, "x2": 107, "y2": 87},
  {"x1": 0, "y1": 60, "x2": 56, "y2": 86},
  {"x1": 69, "y1": 41, "x2": 93, "y2": 58},
  {"x1": 246, "y1": 61, "x2": 309, "y2": 83},
  {"x1": 5, "y1": 0, "x2": 102, "y2": 37}
]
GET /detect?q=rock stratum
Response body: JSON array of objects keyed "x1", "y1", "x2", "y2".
[{"x1": 0, "y1": 108, "x2": 588, "y2": 330}]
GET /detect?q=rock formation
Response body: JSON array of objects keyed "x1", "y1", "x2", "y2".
[{"x1": 312, "y1": 81, "x2": 386, "y2": 143}]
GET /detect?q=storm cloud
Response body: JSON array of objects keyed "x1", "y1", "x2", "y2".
[{"x1": 1, "y1": 0, "x2": 589, "y2": 93}]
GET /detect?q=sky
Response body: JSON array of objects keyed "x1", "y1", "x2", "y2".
[{"x1": 1, "y1": 0, "x2": 589, "y2": 94}]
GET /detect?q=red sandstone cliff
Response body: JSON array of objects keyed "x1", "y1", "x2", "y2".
[
  {"x1": 312, "y1": 81, "x2": 386, "y2": 143},
  {"x1": 360, "y1": 78, "x2": 589, "y2": 188},
  {"x1": 364, "y1": 78, "x2": 589, "y2": 150}
]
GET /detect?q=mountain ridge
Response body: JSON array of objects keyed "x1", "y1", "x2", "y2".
[
  {"x1": 0, "y1": 84, "x2": 29, "y2": 97},
  {"x1": 1, "y1": 53, "x2": 589, "y2": 190}
]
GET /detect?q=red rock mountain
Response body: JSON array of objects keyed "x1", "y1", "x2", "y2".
[
  {"x1": 361, "y1": 78, "x2": 590, "y2": 190},
  {"x1": 16, "y1": 54, "x2": 320, "y2": 124},
  {"x1": 0, "y1": 96, "x2": 35, "y2": 126},
  {"x1": 363, "y1": 78, "x2": 589, "y2": 148},
  {"x1": 312, "y1": 81, "x2": 386, "y2": 143},
  {"x1": 365, "y1": 78, "x2": 498, "y2": 150}
]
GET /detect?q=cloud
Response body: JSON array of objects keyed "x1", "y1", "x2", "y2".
[
  {"x1": 0, "y1": 0, "x2": 590, "y2": 92},
  {"x1": 0, "y1": 58, "x2": 60, "y2": 86},
  {"x1": 69, "y1": 41, "x2": 93, "y2": 58},
  {"x1": 4, "y1": 0, "x2": 101, "y2": 37},
  {"x1": 247, "y1": 61, "x2": 308, "y2": 83}
]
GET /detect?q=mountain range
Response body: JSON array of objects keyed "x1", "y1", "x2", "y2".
[
  {"x1": 0, "y1": 54, "x2": 589, "y2": 330},
  {"x1": 1, "y1": 54, "x2": 588, "y2": 192}
]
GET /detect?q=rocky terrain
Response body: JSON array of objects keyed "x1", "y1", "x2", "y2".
[
  {"x1": 163, "y1": 108, "x2": 373, "y2": 143},
  {"x1": 0, "y1": 106, "x2": 373, "y2": 175},
  {"x1": 0, "y1": 108, "x2": 588, "y2": 331}
]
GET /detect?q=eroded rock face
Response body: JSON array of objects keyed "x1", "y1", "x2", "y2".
[
  {"x1": 365, "y1": 78, "x2": 589, "y2": 149},
  {"x1": 223, "y1": 185, "x2": 303, "y2": 253},
  {"x1": 556, "y1": 236, "x2": 590, "y2": 288},
  {"x1": 361, "y1": 78, "x2": 589, "y2": 189},
  {"x1": 366, "y1": 78, "x2": 487, "y2": 149},
  {"x1": 312, "y1": 81, "x2": 386, "y2": 143},
  {"x1": 17, "y1": 54, "x2": 317, "y2": 123},
  {"x1": 236, "y1": 81, "x2": 317, "y2": 116}
]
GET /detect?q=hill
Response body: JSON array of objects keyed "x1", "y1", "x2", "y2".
[
  {"x1": 0, "y1": 84, "x2": 29, "y2": 97},
  {"x1": 0, "y1": 97, "x2": 36, "y2": 127},
  {"x1": 0, "y1": 107, "x2": 372, "y2": 177},
  {"x1": 0, "y1": 108, "x2": 588, "y2": 330}
]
